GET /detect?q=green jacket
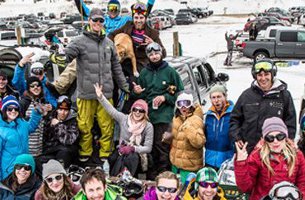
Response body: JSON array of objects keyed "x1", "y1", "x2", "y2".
[
  {"x1": 134, "y1": 61, "x2": 184, "y2": 124},
  {"x1": 72, "y1": 184, "x2": 126, "y2": 200}
]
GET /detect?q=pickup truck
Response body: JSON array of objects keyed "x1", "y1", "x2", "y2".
[{"x1": 242, "y1": 29, "x2": 305, "y2": 61}]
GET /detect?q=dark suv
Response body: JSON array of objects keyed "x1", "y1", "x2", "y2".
[{"x1": 178, "y1": 8, "x2": 205, "y2": 18}]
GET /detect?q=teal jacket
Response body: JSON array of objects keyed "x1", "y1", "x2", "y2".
[{"x1": 134, "y1": 61, "x2": 184, "y2": 124}]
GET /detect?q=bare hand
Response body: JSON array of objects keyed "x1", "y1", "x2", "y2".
[
  {"x1": 44, "y1": 104, "x2": 53, "y2": 112},
  {"x1": 235, "y1": 141, "x2": 248, "y2": 161},
  {"x1": 153, "y1": 95, "x2": 165, "y2": 107},
  {"x1": 132, "y1": 82, "x2": 145, "y2": 94},
  {"x1": 51, "y1": 118, "x2": 60, "y2": 126},
  {"x1": 19, "y1": 52, "x2": 35, "y2": 67},
  {"x1": 93, "y1": 83, "x2": 103, "y2": 98},
  {"x1": 142, "y1": 35, "x2": 153, "y2": 45},
  {"x1": 236, "y1": 140, "x2": 244, "y2": 149}
]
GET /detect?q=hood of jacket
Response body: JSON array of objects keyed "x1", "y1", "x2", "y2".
[
  {"x1": 146, "y1": 60, "x2": 168, "y2": 71},
  {"x1": 83, "y1": 24, "x2": 106, "y2": 42}
]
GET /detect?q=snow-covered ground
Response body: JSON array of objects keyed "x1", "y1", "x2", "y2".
[{"x1": 1, "y1": 0, "x2": 305, "y2": 120}]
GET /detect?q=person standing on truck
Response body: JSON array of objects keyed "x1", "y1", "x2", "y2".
[
  {"x1": 249, "y1": 22, "x2": 258, "y2": 41},
  {"x1": 230, "y1": 59, "x2": 296, "y2": 154},
  {"x1": 132, "y1": 42, "x2": 184, "y2": 180}
]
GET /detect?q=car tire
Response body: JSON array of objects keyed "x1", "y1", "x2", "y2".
[
  {"x1": 254, "y1": 52, "x2": 268, "y2": 62},
  {"x1": 198, "y1": 14, "x2": 203, "y2": 19}
]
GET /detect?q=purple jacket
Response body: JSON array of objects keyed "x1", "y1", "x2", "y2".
[{"x1": 143, "y1": 187, "x2": 180, "y2": 200}]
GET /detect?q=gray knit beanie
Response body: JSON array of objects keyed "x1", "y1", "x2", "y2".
[
  {"x1": 42, "y1": 159, "x2": 66, "y2": 179},
  {"x1": 209, "y1": 84, "x2": 227, "y2": 96}
]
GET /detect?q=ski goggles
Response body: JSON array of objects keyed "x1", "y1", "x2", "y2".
[
  {"x1": 132, "y1": 3, "x2": 147, "y2": 16},
  {"x1": 108, "y1": 4, "x2": 119, "y2": 12},
  {"x1": 45, "y1": 174, "x2": 63, "y2": 184},
  {"x1": 253, "y1": 61, "x2": 273, "y2": 74},
  {"x1": 176, "y1": 100, "x2": 192, "y2": 109},
  {"x1": 157, "y1": 186, "x2": 178, "y2": 193},
  {"x1": 146, "y1": 43, "x2": 161, "y2": 55},
  {"x1": 91, "y1": 17, "x2": 105, "y2": 23},
  {"x1": 264, "y1": 133, "x2": 286, "y2": 143},
  {"x1": 15, "y1": 164, "x2": 32, "y2": 171},
  {"x1": 31, "y1": 68, "x2": 44, "y2": 75},
  {"x1": 273, "y1": 185, "x2": 302, "y2": 200},
  {"x1": 198, "y1": 181, "x2": 218, "y2": 189}
]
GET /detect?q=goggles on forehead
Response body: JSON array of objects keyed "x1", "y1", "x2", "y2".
[
  {"x1": 146, "y1": 43, "x2": 161, "y2": 54},
  {"x1": 31, "y1": 68, "x2": 44, "y2": 75},
  {"x1": 253, "y1": 61, "x2": 273, "y2": 74},
  {"x1": 132, "y1": 9, "x2": 147, "y2": 16},
  {"x1": 273, "y1": 185, "x2": 302, "y2": 200}
]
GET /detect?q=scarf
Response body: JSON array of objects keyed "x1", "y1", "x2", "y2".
[{"x1": 127, "y1": 114, "x2": 147, "y2": 145}]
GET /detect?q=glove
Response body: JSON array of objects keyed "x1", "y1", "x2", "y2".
[
  {"x1": 49, "y1": 52, "x2": 66, "y2": 68},
  {"x1": 121, "y1": 83, "x2": 130, "y2": 93},
  {"x1": 119, "y1": 145, "x2": 135, "y2": 155}
]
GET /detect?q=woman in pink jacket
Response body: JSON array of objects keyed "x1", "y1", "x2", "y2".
[{"x1": 234, "y1": 117, "x2": 305, "y2": 200}]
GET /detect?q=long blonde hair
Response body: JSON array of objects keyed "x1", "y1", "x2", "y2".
[{"x1": 260, "y1": 139, "x2": 297, "y2": 176}]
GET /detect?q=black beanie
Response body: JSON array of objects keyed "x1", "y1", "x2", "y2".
[{"x1": 26, "y1": 76, "x2": 42, "y2": 90}]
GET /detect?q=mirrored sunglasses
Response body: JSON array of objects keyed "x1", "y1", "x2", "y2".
[
  {"x1": 31, "y1": 68, "x2": 44, "y2": 75},
  {"x1": 45, "y1": 174, "x2": 63, "y2": 184},
  {"x1": 176, "y1": 100, "x2": 192, "y2": 109},
  {"x1": 15, "y1": 164, "x2": 32, "y2": 171},
  {"x1": 108, "y1": 4, "x2": 119, "y2": 12},
  {"x1": 7, "y1": 106, "x2": 19, "y2": 112},
  {"x1": 264, "y1": 133, "x2": 286, "y2": 143},
  {"x1": 274, "y1": 185, "x2": 302, "y2": 200},
  {"x1": 157, "y1": 186, "x2": 178, "y2": 193},
  {"x1": 29, "y1": 82, "x2": 41, "y2": 88},
  {"x1": 132, "y1": 107, "x2": 145, "y2": 113},
  {"x1": 91, "y1": 17, "x2": 105, "y2": 23},
  {"x1": 253, "y1": 62, "x2": 273, "y2": 74},
  {"x1": 198, "y1": 181, "x2": 218, "y2": 189}
]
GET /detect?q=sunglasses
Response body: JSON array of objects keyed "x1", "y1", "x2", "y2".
[
  {"x1": 157, "y1": 186, "x2": 178, "y2": 193},
  {"x1": 7, "y1": 106, "x2": 19, "y2": 112},
  {"x1": 29, "y1": 82, "x2": 41, "y2": 88},
  {"x1": 31, "y1": 68, "x2": 44, "y2": 75},
  {"x1": 91, "y1": 17, "x2": 105, "y2": 23},
  {"x1": 264, "y1": 133, "x2": 287, "y2": 143},
  {"x1": 253, "y1": 62, "x2": 273, "y2": 74},
  {"x1": 108, "y1": 4, "x2": 118, "y2": 12},
  {"x1": 176, "y1": 100, "x2": 192, "y2": 109},
  {"x1": 198, "y1": 181, "x2": 218, "y2": 189},
  {"x1": 15, "y1": 164, "x2": 32, "y2": 171},
  {"x1": 45, "y1": 174, "x2": 63, "y2": 184},
  {"x1": 274, "y1": 185, "x2": 302, "y2": 200},
  {"x1": 132, "y1": 107, "x2": 145, "y2": 113}
]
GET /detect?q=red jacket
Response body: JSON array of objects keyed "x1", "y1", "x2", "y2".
[{"x1": 234, "y1": 148, "x2": 305, "y2": 200}]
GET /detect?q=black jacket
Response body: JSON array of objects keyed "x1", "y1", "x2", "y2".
[{"x1": 229, "y1": 79, "x2": 296, "y2": 153}]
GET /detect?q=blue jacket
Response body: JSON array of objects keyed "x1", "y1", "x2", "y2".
[
  {"x1": 74, "y1": 0, "x2": 155, "y2": 35},
  {"x1": 11, "y1": 64, "x2": 57, "y2": 108},
  {"x1": 0, "y1": 110, "x2": 41, "y2": 180},
  {"x1": 205, "y1": 100, "x2": 234, "y2": 168}
]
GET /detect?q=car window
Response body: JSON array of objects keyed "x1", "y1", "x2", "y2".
[
  {"x1": 65, "y1": 30, "x2": 78, "y2": 37},
  {"x1": 280, "y1": 32, "x2": 297, "y2": 42},
  {"x1": 192, "y1": 65, "x2": 207, "y2": 88},
  {"x1": 57, "y1": 31, "x2": 64, "y2": 37},
  {"x1": 297, "y1": 32, "x2": 305, "y2": 42},
  {"x1": 178, "y1": 67, "x2": 193, "y2": 91},
  {"x1": 269, "y1": 29, "x2": 276, "y2": 38}
]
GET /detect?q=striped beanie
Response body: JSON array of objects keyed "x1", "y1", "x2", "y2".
[{"x1": 1, "y1": 95, "x2": 19, "y2": 112}]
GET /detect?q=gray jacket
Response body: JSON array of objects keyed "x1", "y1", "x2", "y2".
[
  {"x1": 65, "y1": 28, "x2": 127, "y2": 99},
  {"x1": 97, "y1": 95, "x2": 153, "y2": 154}
]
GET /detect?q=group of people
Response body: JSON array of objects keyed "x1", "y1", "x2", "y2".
[{"x1": 1, "y1": 0, "x2": 305, "y2": 199}]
